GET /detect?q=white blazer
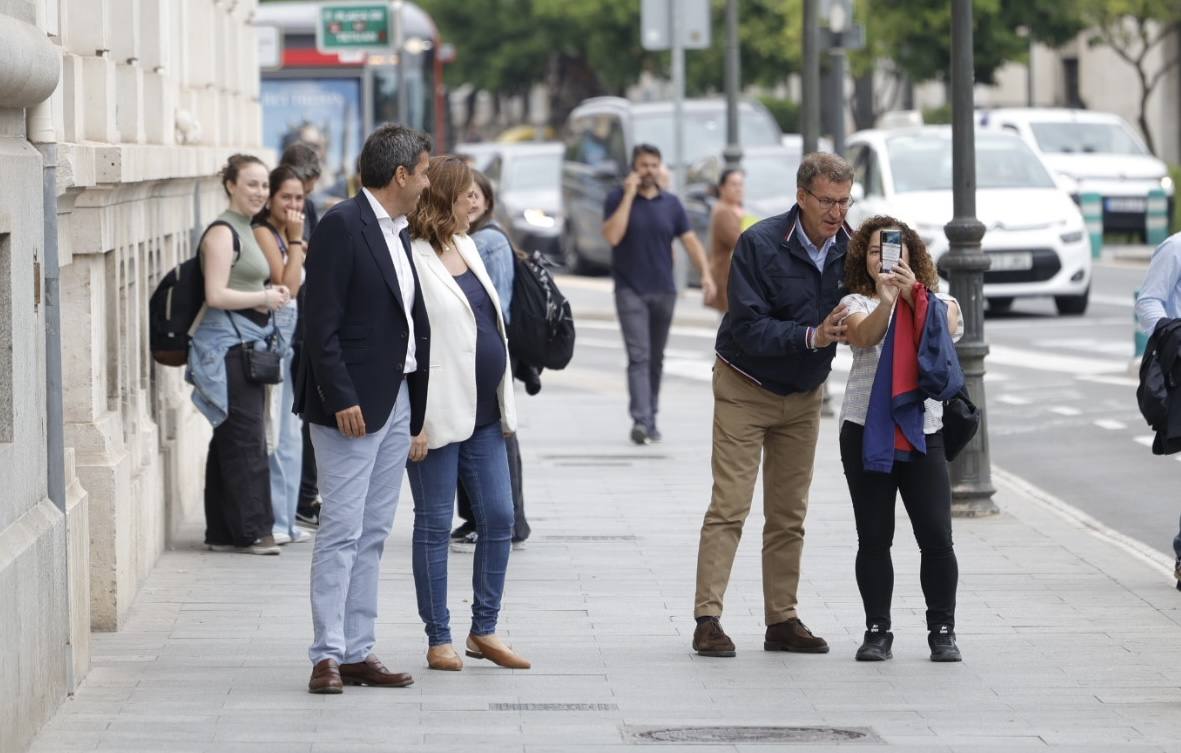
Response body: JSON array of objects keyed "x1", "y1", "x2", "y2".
[{"x1": 410, "y1": 233, "x2": 517, "y2": 449}]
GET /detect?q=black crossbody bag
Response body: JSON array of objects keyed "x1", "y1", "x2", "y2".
[{"x1": 228, "y1": 311, "x2": 283, "y2": 385}]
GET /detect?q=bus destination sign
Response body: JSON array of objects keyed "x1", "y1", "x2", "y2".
[{"x1": 317, "y1": 3, "x2": 391, "y2": 54}]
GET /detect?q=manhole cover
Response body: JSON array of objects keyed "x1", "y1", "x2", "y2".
[
  {"x1": 626, "y1": 725, "x2": 881, "y2": 745},
  {"x1": 491, "y1": 703, "x2": 619, "y2": 711},
  {"x1": 542, "y1": 535, "x2": 638, "y2": 542}
]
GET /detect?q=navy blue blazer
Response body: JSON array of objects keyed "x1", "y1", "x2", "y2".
[{"x1": 293, "y1": 192, "x2": 431, "y2": 436}]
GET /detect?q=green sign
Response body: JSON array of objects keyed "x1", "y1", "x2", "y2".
[{"x1": 317, "y1": 3, "x2": 391, "y2": 53}]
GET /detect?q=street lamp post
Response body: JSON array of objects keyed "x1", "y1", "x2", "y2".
[
  {"x1": 802, "y1": 0, "x2": 820, "y2": 154},
  {"x1": 826, "y1": 2, "x2": 848, "y2": 156},
  {"x1": 942, "y1": 0, "x2": 998, "y2": 517},
  {"x1": 722, "y1": 0, "x2": 742, "y2": 170}
]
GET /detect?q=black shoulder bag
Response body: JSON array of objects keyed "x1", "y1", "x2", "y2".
[{"x1": 228, "y1": 312, "x2": 283, "y2": 385}]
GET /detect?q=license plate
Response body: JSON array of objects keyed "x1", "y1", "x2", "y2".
[
  {"x1": 1105, "y1": 197, "x2": 1146, "y2": 213},
  {"x1": 988, "y1": 251, "x2": 1033, "y2": 271}
]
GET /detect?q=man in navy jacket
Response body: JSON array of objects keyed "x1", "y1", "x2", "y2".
[
  {"x1": 692, "y1": 152, "x2": 854, "y2": 657},
  {"x1": 295, "y1": 124, "x2": 432, "y2": 694}
]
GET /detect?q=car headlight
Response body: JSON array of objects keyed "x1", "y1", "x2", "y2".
[
  {"x1": 1161, "y1": 176, "x2": 1174, "y2": 194},
  {"x1": 1059, "y1": 229, "x2": 1084, "y2": 244},
  {"x1": 521, "y1": 209, "x2": 557, "y2": 229}
]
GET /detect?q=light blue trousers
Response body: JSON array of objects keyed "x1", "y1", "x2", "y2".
[{"x1": 308, "y1": 382, "x2": 410, "y2": 665}]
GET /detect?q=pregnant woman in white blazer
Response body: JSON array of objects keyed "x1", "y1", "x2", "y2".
[{"x1": 406, "y1": 155, "x2": 529, "y2": 672}]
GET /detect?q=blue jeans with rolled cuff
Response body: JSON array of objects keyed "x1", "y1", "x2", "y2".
[{"x1": 407, "y1": 421, "x2": 514, "y2": 646}]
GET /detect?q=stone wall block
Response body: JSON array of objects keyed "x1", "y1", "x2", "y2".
[
  {"x1": 61, "y1": 0, "x2": 110, "y2": 57},
  {"x1": 108, "y1": 0, "x2": 141, "y2": 65},
  {"x1": 143, "y1": 71, "x2": 177, "y2": 145},
  {"x1": 116, "y1": 63, "x2": 146, "y2": 145},
  {"x1": 61, "y1": 53, "x2": 87, "y2": 148},
  {"x1": 81, "y1": 55, "x2": 119, "y2": 144},
  {"x1": 64, "y1": 447, "x2": 92, "y2": 684}
]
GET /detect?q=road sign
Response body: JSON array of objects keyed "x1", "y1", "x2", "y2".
[
  {"x1": 316, "y1": 2, "x2": 391, "y2": 54},
  {"x1": 641, "y1": 0, "x2": 711, "y2": 51},
  {"x1": 257, "y1": 25, "x2": 282, "y2": 70}
]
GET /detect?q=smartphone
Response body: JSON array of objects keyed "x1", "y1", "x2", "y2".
[{"x1": 881, "y1": 229, "x2": 902, "y2": 272}]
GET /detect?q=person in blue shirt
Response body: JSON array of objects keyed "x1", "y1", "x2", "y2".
[
  {"x1": 1134, "y1": 230, "x2": 1181, "y2": 587},
  {"x1": 449, "y1": 170, "x2": 532, "y2": 551},
  {"x1": 602, "y1": 144, "x2": 717, "y2": 445}
]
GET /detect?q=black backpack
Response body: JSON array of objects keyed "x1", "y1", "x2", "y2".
[
  {"x1": 508, "y1": 249, "x2": 575, "y2": 371},
  {"x1": 149, "y1": 220, "x2": 239, "y2": 366}
]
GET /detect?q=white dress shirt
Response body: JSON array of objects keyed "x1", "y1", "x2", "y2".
[{"x1": 362, "y1": 188, "x2": 417, "y2": 374}]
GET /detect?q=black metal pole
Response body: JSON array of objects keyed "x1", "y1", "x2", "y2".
[
  {"x1": 802, "y1": 0, "x2": 820, "y2": 154},
  {"x1": 830, "y1": 47, "x2": 846, "y2": 156},
  {"x1": 943, "y1": 0, "x2": 997, "y2": 516},
  {"x1": 722, "y1": 0, "x2": 742, "y2": 169}
]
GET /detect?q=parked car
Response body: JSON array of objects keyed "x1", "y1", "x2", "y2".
[
  {"x1": 977, "y1": 108, "x2": 1174, "y2": 240},
  {"x1": 560, "y1": 96, "x2": 783, "y2": 273},
  {"x1": 454, "y1": 141, "x2": 502, "y2": 173},
  {"x1": 845, "y1": 126, "x2": 1092, "y2": 315},
  {"x1": 483, "y1": 142, "x2": 564, "y2": 261},
  {"x1": 682, "y1": 145, "x2": 802, "y2": 286}
]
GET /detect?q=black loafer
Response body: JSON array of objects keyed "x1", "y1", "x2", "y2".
[{"x1": 855, "y1": 626, "x2": 893, "y2": 662}]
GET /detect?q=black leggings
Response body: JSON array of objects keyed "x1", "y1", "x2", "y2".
[{"x1": 839, "y1": 421, "x2": 957, "y2": 631}]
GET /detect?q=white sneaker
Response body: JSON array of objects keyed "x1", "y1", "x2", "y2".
[
  {"x1": 290, "y1": 528, "x2": 312, "y2": 544},
  {"x1": 273, "y1": 532, "x2": 293, "y2": 545}
]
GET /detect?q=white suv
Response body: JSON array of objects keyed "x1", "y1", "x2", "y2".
[{"x1": 977, "y1": 108, "x2": 1174, "y2": 240}]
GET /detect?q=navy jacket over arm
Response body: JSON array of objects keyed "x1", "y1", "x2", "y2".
[
  {"x1": 714, "y1": 204, "x2": 849, "y2": 395},
  {"x1": 293, "y1": 192, "x2": 431, "y2": 436}
]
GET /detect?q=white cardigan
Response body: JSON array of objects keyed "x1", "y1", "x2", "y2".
[{"x1": 410, "y1": 233, "x2": 517, "y2": 449}]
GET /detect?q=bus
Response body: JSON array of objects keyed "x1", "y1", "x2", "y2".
[{"x1": 254, "y1": 1, "x2": 449, "y2": 201}]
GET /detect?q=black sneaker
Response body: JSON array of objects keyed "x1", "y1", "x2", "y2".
[
  {"x1": 450, "y1": 531, "x2": 478, "y2": 553},
  {"x1": 649, "y1": 425, "x2": 663, "y2": 443},
  {"x1": 295, "y1": 500, "x2": 321, "y2": 529},
  {"x1": 1174, "y1": 559, "x2": 1180, "y2": 591},
  {"x1": 451, "y1": 521, "x2": 476, "y2": 541},
  {"x1": 855, "y1": 625, "x2": 893, "y2": 661},
  {"x1": 928, "y1": 625, "x2": 962, "y2": 662},
  {"x1": 630, "y1": 423, "x2": 652, "y2": 445}
]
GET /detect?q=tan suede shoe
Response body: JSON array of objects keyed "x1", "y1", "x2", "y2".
[
  {"x1": 427, "y1": 644, "x2": 463, "y2": 671},
  {"x1": 465, "y1": 633, "x2": 531, "y2": 669}
]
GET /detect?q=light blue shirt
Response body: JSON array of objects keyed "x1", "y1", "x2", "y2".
[
  {"x1": 1135, "y1": 232, "x2": 1181, "y2": 333},
  {"x1": 795, "y1": 218, "x2": 837, "y2": 272},
  {"x1": 471, "y1": 223, "x2": 515, "y2": 324}
]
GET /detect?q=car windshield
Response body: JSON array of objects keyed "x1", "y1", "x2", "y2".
[
  {"x1": 632, "y1": 108, "x2": 781, "y2": 165},
  {"x1": 502, "y1": 152, "x2": 562, "y2": 191},
  {"x1": 743, "y1": 155, "x2": 800, "y2": 200},
  {"x1": 887, "y1": 133, "x2": 1057, "y2": 192},
  {"x1": 1029, "y1": 121, "x2": 1146, "y2": 156}
]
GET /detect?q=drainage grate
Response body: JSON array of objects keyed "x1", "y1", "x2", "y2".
[
  {"x1": 491, "y1": 703, "x2": 619, "y2": 711},
  {"x1": 626, "y1": 725, "x2": 881, "y2": 745},
  {"x1": 542, "y1": 535, "x2": 638, "y2": 542}
]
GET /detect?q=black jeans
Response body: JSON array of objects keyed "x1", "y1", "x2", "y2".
[
  {"x1": 204, "y1": 347, "x2": 275, "y2": 546},
  {"x1": 839, "y1": 421, "x2": 957, "y2": 631},
  {"x1": 457, "y1": 432, "x2": 530, "y2": 541}
]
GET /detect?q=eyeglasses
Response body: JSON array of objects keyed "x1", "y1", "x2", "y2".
[{"x1": 804, "y1": 188, "x2": 855, "y2": 211}]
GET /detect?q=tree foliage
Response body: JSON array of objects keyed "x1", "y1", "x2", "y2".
[{"x1": 1075, "y1": 0, "x2": 1181, "y2": 154}]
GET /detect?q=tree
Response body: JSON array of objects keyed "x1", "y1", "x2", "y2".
[{"x1": 1076, "y1": 0, "x2": 1181, "y2": 155}]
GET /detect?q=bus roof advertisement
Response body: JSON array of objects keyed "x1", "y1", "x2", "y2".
[
  {"x1": 261, "y1": 78, "x2": 365, "y2": 201},
  {"x1": 317, "y1": 3, "x2": 391, "y2": 53}
]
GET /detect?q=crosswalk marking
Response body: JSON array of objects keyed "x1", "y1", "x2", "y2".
[
  {"x1": 1049, "y1": 406, "x2": 1082, "y2": 416},
  {"x1": 1093, "y1": 419, "x2": 1127, "y2": 430},
  {"x1": 998, "y1": 395, "x2": 1032, "y2": 405},
  {"x1": 1134, "y1": 435, "x2": 1155, "y2": 447}
]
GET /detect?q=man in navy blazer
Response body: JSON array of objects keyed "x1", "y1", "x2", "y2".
[{"x1": 295, "y1": 124, "x2": 432, "y2": 694}]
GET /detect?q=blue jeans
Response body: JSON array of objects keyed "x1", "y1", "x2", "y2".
[
  {"x1": 270, "y1": 306, "x2": 301, "y2": 537},
  {"x1": 407, "y1": 422, "x2": 514, "y2": 646}
]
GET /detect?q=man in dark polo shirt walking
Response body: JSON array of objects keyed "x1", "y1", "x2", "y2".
[{"x1": 602, "y1": 144, "x2": 716, "y2": 445}]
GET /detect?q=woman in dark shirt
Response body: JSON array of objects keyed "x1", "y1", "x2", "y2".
[{"x1": 407, "y1": 156, "x2": 528, "y2": 673}]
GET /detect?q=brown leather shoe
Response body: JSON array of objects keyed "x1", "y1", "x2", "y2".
[
  {"x1": 692, "y1": 617, "x2": 736, "y2": 657},
  {"x1": 308, "y1": 658, "x2": 343, "y2": 694},
  {"x1": 764, "y1": 618, "x2": 830, "y2": 654},
  {"x1": 465, "y1": 633, "x2": 531, "y2": 669},
  {"x1": 427, "y1": 644, "x2": 463, "y2": 671},
  {"x1": 338, "y1": 654, "x2": 414, "y2": 687}
]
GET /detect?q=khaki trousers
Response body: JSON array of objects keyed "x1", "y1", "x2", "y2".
[{"x1": 694, "y1": 359, "x2": 822, "y2": 625}]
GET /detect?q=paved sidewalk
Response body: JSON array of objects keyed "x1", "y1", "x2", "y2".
[{"x1": 27, "y1": 327, "x2": 1181, "y2": 753}]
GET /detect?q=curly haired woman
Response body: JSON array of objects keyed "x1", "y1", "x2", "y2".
[{"x1": 838, "y1": 215, "x2": 964, "y2": 664}]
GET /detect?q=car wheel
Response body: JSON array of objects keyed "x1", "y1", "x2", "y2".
[
  {"x1": 1055, "y1": 286, "x2": 1089, "y2": 316},
  {"x1": 987, "y1": 297, "x2": 1014, "y2": 313},
  {"x1": 561, "y1": 222, "x2": 590, "y2": 275}
]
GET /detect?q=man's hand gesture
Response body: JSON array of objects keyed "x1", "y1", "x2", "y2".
[
  {"x1": 335, "y1": 405, "x2": 366, "y2": 438},
  {"x1": 813, "y1": 303, "x2": 849, "y2": 348}
]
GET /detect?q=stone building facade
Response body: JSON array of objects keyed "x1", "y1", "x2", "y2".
[{"x1": 0, "y1": 2, "x2": 264, "y2": 751}]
